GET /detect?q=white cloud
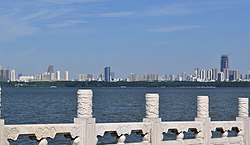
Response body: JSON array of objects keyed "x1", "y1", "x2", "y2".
[
  {"x1": 48, "y1": 20, "x2": 88, "y2": 28},
  {"x1": 148, "y1": 25, "x2": 204, "y2": 33},
  {"x1": 98, "y1": 11, "x2": 134, "y2": 17},
  {"x1": 148, "y1": 4, "x2": 193, "y2": 16},
  {"x1": 41, "y1": 0, "x2": 101, "y2": 4},
  {"x1": 0, "y1": 16, "x2": 37, "y2": 44}
]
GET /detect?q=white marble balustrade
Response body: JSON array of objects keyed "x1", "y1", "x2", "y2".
[{"x1": 0, "y1": 89, "x2": 249, "y2": 145}]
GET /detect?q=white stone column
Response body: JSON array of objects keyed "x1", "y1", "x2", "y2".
[
  {"x1": 0, "y1": 87, "x2": 7, "y2": 145},
  {"x1": 197, "y1": 96, "x2": 209, "y2": 118},
  {"x1": 74, "y1": 89, "x2": 96, "y2": 145},
  {"x1": 238, "y1": 98, "x2": 249, "y2": 118},
  {"x1": 236, "y1": 98, "x2": 249, "y2": 145},
  {"x1": 195, "y1": 96, "x2": 211, "y2": 145},
  {"x1": 143, "y1": 93, "x2": 161, "y2": 145},
  {"x1": 77, "y1": 89, "x2": 93, "y2": 118},
  {"x1": 145, "y1": 93, "x2": 159, "y2": 118}
]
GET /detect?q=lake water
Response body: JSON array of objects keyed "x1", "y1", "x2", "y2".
[{"x1": 1, "y1": 87, "x2": 250, "y2": 144}]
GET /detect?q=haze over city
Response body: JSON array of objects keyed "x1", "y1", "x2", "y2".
[{"x1": 0, "y1": 0, "x2": 250, "y2": 77}]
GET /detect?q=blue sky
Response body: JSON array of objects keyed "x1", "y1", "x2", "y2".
[{"x1": 0, "y1": 0, "x2": 250, "y2": 77}]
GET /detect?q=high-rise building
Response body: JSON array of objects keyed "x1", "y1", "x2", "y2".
[
  {"x1": 220, "y1": 55, "x2": 229, "y2": 72},
  {"x1": 56, "y1": 71, "x2": 61, "y2": 81},
  {"x1": 223, "y1": 68, "x2": 230, "y2": 81},
  {"x1": 47, "y1": 65, "x2": 54, "y2": 73},
  {"x1": 97, "y1": 74, "x2": 104, "y2": 81},
  {"x1": 65, "y1": 70, "x2": 69, "y2": 81},
  {"x1": 212, "y1": 69, "x2": 218, "y2": 81},
  {"x1": 104, "y1": 66, "x2": 111, "y2": 82},
  {"x1": 218, "y1": 72, "x2": 224, "y2": 81},
  {"x1": 206, "y1": 69, "x2": 212, "y2": 81},
  {"x1": 3, "y1": 69, "x2": 10, "y2": 81},
  {"x1": 10, "y1": 69, "x2": 15, "y2": 81}
]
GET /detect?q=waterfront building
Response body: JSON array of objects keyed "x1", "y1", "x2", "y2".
[
  {"x1": 218, "y1": 72, "x2": 224, "y2": 81},
  {"x1": 143, "y1": 73, "x2": 158, "y2": 82},
  {"x1": 223, "y1": 68, "x2": 230, "y2": 81},
  {"x1": 10, "y1": 69, "x2": 15, "y2": 81},
  {"x1": 97, "y1": 74, "x2": 104, "y2": 81},
  {"x1": 65, "y1": 70, "x2": 69, "y2": 81},
  {"x1": 104, "y1": 66, "x2": 111, "y2": 82},
  {"x1": 129, "y1": 73, "x2": 141, "y2": 82},
  {"x1": 212, "y1": 68, "x2": 218, "y2": 81},
  {"x1": 220, "y1": 55, "x2": 229, "y2": 72},
  {"x1": 169, "y1": 74, "x2": 175, "y2": 81},
  {"x1": 19, "y1": 76, "x2": 35, "y2": 82},
  {"x1": 0, "y1": 64, "x2": 2, "y2": 80},
  {"x1": 206, "y1": 69, "x2": 212, "y2": 81},
  {"x1": 18, "y1": 73, "x2": 23, "y2": 79},
  {"x1": 50, "y1": 73, "x2": 55, "y2": 81},
  {"x1": 78, "y1": 74, "x2": 94, "y2": 81},
  {"x1": 41, "y1": 72, "x2": 50, "y2": 81},
  {"x1": 200, "y1": 69, "x2": 206, "y2": 82},
  {"x1": 0, "y1": 69, "x2": 3, "y2": 81},
  {"x1": 47, "y1": 65, "x2": 54, "y2": 74},
  {"x1": 181, "y1": 72, "x2": 187, "y2": 81},
  {"x1": 3, "y1": 69, "x2": 10, "y2": 81},
  {"x1": 56, "y1": 71, "x2": 61, "y2": 81},
  {"x1": 230, "y1": 69, "x2": 240, "y2": 81},
  {"x1": 194, "y1": 68, "x2": 201, "y2": 80},
  {"x1": 111, "y1": 72, "x2": 115, "y2": 81}
]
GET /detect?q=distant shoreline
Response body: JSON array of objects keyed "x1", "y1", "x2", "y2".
[{"x1": 1, "y1": 81, "x2": 250, "y2": 88}]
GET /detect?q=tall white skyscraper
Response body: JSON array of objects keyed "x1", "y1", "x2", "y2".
[
  {"x1": 10, "y1": 69, "x2": 15, "y2": 81},
  {"x1": 65, "y1": 70, "x2": 69, "y2": 81},
  {"x1": 56, "y1": 71, "x2": 61, "y2": 81}
]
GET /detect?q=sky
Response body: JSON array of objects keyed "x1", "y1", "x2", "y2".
[{"x1": 0, "y1": 0, "x2": 250, "y2": 78}]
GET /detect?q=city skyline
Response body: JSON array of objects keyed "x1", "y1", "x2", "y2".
[
  {"x1": 0, "y1": 0, "x2": 250, "y2": 77},
  {"x1": 1, "y1": 54, "x2": 250, "y2": 82}
]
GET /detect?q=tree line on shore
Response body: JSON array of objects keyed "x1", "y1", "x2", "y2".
[{"x1": 1, "y1": 81, "x2": 250, "y2": 88}]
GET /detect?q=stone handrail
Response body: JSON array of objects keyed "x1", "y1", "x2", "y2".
[{"x1": 0, "y1": 89, "x2": 249, "y2": 145}]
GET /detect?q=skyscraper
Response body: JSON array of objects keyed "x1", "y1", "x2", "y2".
[
  {"x1": 65, "y1": 70, "x2": 69, "y2": 81},
  {"x1": 47, "y1": 65, "x2": 55, "y2": 81},
  {"x1": 10, "y1": 69, "x2": 15, "y2": 81},
  {"x1": 104, "y1": 66, "x2": 111, "y2": 82},
  {"x1": 56, "y1": 70, "x2": 61, "y2": 81},
  {"x1": 47, "y1": 65, "x2": 54, "y2": 73},
  {"x1": 220, "y1": 55, "x2": 229, "y2": 72}
]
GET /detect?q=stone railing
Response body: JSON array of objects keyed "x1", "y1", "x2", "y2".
[{"x1": 0, "y1": 89, "x2": 250, "y2": 145}]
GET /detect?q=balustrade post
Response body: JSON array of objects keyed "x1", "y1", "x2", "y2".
[
  {"x1": 37, "y1": 138, "x2": 48, "y2": 145},
  {"x1": 74, "y1": 89, "x2": 96, "y2": 145},
  {"x1": 195, "y1": 96, "x2": 211, "y2": 145},
  {"x1": 0, "y1": 87, "x2": 8, "y2": 145},
  {"x1": 236, "y1": 98, "x2": 250, "y2": 145},
  {"x1": 143, "y1": 93, "x2": 161, "y2": 145}
]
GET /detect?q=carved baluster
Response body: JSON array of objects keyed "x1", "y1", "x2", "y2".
[
  {"x1": 177, "y1": 132, "x2": 184, "y2": 140},
  {"x1": 145, "y1": 93, "x2": 159, "y2": 118},
  {"x1": 37, "y1": 138, "x2": 48, "y2": 145},
  {"x1": 117, "y1": 134, "x2": 126, "y2": 144},
  {"x1": 71, "y1": 137, "x2": 81, "y2": 145},
  {"x1": 197, "y1": 96, "x2": 209, "y2": 118},
  {"x1": 77, "y1": 89, "x2": 93, "y2": 118},
  {"x1": 195, "y1": 131, "x2": 202, "y2": 139},
  {"x1": 237, "y1": 130, "x2": 243, "y2": 136},
  {"x1": 222, "y1": 130, "x2": 228, "y2": 138},
  {"x1": 142, "y1": 133, "x2": 150, "y2": 142},
  {"x1": 238, "y1": 98, "x2": 249, "y2": 118}
]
